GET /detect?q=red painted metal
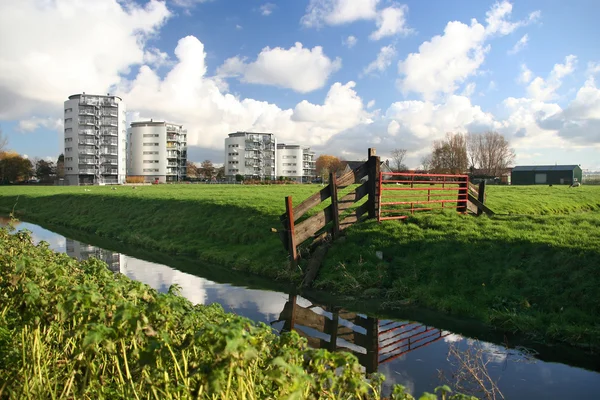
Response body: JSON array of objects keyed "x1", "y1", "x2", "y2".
[{"x1": 378, "y1": 172, "x2": 469, "y2": 221}]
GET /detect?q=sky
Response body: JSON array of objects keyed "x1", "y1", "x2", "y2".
[{"x1": 0, "y1": 0, "x2": 599, "y2": 170}]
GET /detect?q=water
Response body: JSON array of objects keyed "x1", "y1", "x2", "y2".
[{"x1": 3, "y1": 219, "x2": 600, "y2": 399}]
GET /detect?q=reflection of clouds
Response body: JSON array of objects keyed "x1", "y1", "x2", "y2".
[
  {"x1": 210, "y1": 284, "x2": 288, "y2": 320},
  {"x1": 9, "y1": 221, "x2": 67, "y2": 252},
  {"x1": 121, "y1": 256, "x2": 208, "y2": 305},
  {"x1": 464, "y1": 339, "x2": 508, "y2": 364},
  {"x1": 377, "y1": 362, "x2": 415, "y2": 396},
  {"x1": 443, "y1": 333, "x2": 463, "y2": 343}
]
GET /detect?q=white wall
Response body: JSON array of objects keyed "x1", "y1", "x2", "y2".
[
  {"x1": 128, "y1": 123, "x2": 167, "y2": 182},
  {"x1": 277, "y1": 146, "x2": 303, "y2": 180}
]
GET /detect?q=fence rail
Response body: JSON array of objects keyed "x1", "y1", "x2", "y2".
[{"x1": 378, "y1": 172, "x2": 469, "y2": 221}]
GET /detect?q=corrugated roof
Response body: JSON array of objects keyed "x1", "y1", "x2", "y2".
[{"x1": 512, "y1": 165, "x2": 579, "y2": 172}]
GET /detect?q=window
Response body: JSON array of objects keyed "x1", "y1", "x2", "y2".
[
  {"x1": 65, "y1": 147, "x2": 72, "y2": 152},
  {"x1": 65, "y1": 138, "x2": 73, "y2": 142},
  {"x1": 64, "y1": 118, "x2": 72, "y2": 123},
  {"x1": 65, "y1": 128, "x2": 72, "y2": 133},
  {"x1": 228, "y1": 161, "x2": 239, "y2": 164},
  {"x1": 65, "y1": 157, "x2": 73, "y2": 162},
  {"x1": 143, "y1": 143, "x2": 159, "y2": 146},
  {"x1": 144, "y1": 160, "x2": 159, "y2": 163},
  {"x1": 228, "y1": 152, "x2": 238, "y2": 156},
  {"x1": 65, "y1": 108, "x2": 72, "y2": 113},
  {"x1": 143, "y1": 133, "x2": 159, "y2": 137},
  {"x1": 143, "y1": 151, "x2": 159, "y2": 155},
  {"x1": 66, "y1": 167, "x2": 73, "y2": 171},
  {"x1": 143, "y1": 168, "x2": 159, "y2": 172}
]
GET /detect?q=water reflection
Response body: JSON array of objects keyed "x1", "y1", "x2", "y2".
[{"x1": 3, "y1": 219, "x2": 600, "y2": 399}]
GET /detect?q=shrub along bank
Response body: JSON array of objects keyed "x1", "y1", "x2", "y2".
[
  {"x1": 0, "y1": 226, "x2": 472, "y2": 399},
  {"x1": 1, "y1": 185, "x2": 599, "y2": 350}
]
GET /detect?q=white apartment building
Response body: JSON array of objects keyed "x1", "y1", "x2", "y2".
[
  {"x1": 127, "y1": 121, "x2": 187, "y2": 183},
  {"x1": 63, "y1": 93, "x2": 127, "y2": 185},
  {"x1": 277, "y1": 143, "x2": 316, "y2": 182},
  {"x1": 66, "y1": 239, "x2": 124, "y2": 273},
  {"x1": 224, "y1": 132, "x2": 277, "y2": 180}
]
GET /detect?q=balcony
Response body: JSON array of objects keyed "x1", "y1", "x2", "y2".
[
  {"x1": 102, "y1": 130, "x2": 118, "y2": 137},
  {"x1": 79, "y1": 168, "x2": 96, "y2": 174},
  {"x1": 80, "y1": 158, "x2": 95, "y2": 164},
  {"x1": 102, "y1": 159, "x2": 118, "y2": 165},
  {"x1": 78, "y1": 148, "x2": 96, "y2": 155},
  {"x1": 100, "y1": 99, "x2": 117, "y2": 107},
  {"x1": 79, "y1": 118, "x2": 96, "y2": 125},
  {"x1": 78, "y1": 139, "x2": 96, "y2": 145},
  {"x1": 79, "y1": 108, "x2": 96, "y2": 116},
  {"x1": 101, "y1": 140, "x2": 118, "y2": 146},
  {"x1": 79, "y1": 130, "x2": 95, "y2": 136},
  {"x1": 102, "y1": 169, "x2": 119, "y2": 175},
  {"x1": 102, "y1": 108, "x2": 118, "y2": 116}
]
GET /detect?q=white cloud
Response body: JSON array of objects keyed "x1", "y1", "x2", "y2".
[
  {"x1": 301, "y1": 0, "x2": 380, "y2": 27},
  {"x1": 367, "y1": 100, "x2": 376, "y2": 109},
  {"x1": 363, "y1": 45, "x2": 396, "y2": 75},
  {"x1": 488, "y1": 80, "x2": 497, "y2": 91},
  {"x1": 217, "y1": 42, "x2": 342, "y2": 93},
  {"x1": 143, "y1": 47, "x2": 172, "y2": 68},
  {"x1": 115, "y1": 36, "x2": 369, "y2": 150},
  {"x1": 397, "y1": 19, "x2": 488, "y2": 100},
  {"x1": 169, "y1": 0, "x2": 212, "y2": 9},
  {"x1": 397, "y1": 1, "x2": 539, "y2": 100},
  {"x1": 260, "y1": 3, "x2": 276, "y2": 16},
  {"x1": 17, "y1": 117, "x2": 63, "y2": 133},
  {"x1": 508, "y1": 34, "x2": 529, "y2": 55},
  {"x1": 0, "y1": 0, "x2": 171, "y2": 120},
  {"x1": 526, "y1": 55, "x2": 577, "y2": 101},
  {"x1": 343, "y1": 35, "x2": 358, "y2": 48},
  {"x1": 517, "y1": 63, "x2": 533, "y2": 84},
  {"x1": 236, "y1": 24, "x2": 243, "y2": 30},
  {"x1": 485, "y1": 1, "x2": 540, "y2": 36},
  {"x1": 461, "y1": 82, "x2": 476, "y2": 97},
  {"x1": 369, "y1": 4, "x2": 413, "y2": 40},
  {"x1": 587, "y1": 62, "x2": 600, "y2": 76}
]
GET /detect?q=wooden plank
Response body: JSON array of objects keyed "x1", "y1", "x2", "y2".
[
  {"x1": 290, "y1": 185, "x2": 332, "y2": 220},
  {"x1": 295, "y1": 205, "x2": 333, "y2": 245},
  {"x1": 338, "y1": 182, "x2": 369, "y2": 213},
  {"x1": 330, "y1": 172, "x2": 340, "y2": 239},
  {"x1": 285, "y1": 196, "x2": 298, "y2": 266},
  {"x1": 477, "y1": 180, "x2": 486, "y2": 216},
  {"x1": 339, "y1": 202, "x2": 368, "y2": 231},
  {"x1": 468, "y1": 193, "x2": 495, "y2": 216},
  {"x1": 338, "y1": 162, "x2": 368, "y2": 187}
]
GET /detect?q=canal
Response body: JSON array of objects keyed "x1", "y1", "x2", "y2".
[{"x1": 3, "y1": 219, "x2": 600, "y2": 398}]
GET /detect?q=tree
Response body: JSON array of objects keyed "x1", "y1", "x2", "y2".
[
  {"x1": 0, "y1": 151, "x2": 34, "y2": 183},
  {"x1": 215, "y1": 166, "x2": 225, "y2": 180},
  {"x1": 199, "y1": 160, "x2": 215, "y2": 180},
  {"x1": 315, "y1": 155, "x2": 342, "y2": 181},
  {"x1": 0, "y1": 127, "x2": 7, "y2": 153},
  {"x1": 56, "y1": 154, "x2": 65, "y2": 179},
  {"x1": 35, "y1": 159, "x2": 56, "y2": 183},
  {"x1": 427, "y1": 133, "x2": 468, "y2": 174},
  {"x1": 467, "y1": 131, "x2": 515, "y2": 177},
  {"x1": 186, "y1": 161, "x2": 200, "y2": 179},
  {"x1": 390, "y1": 148, "x2": 408, "y2": 172}
]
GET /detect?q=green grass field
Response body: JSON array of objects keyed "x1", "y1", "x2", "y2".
[{"x1": 1, "y1": 183, "x2": 599, "y2": 348}]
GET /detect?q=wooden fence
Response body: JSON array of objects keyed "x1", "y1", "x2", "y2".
[{"x1": 279, "y1": 148, "x2": 380, "y2": 265}]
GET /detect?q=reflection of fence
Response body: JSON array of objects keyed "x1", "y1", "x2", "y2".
[
  {"x1": 272, "y1": 294, "x2": 449, "y2": 373},
  {"x1": 378, "y1": 172, "x2": 469, "y2": 221}
]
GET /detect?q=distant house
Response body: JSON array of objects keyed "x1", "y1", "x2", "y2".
[
  {"x1": 341, "y1": 160, "x2": 393, "y2": 182},
  {"x1": 511, "y1": 165, "x2": 583, "y2": 185}
]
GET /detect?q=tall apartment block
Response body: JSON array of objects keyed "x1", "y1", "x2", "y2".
[
  {"x1": 127, "y1": 121, "x2": 187, "y2": 183},
  {"x1": 277, "y1": 144, "x2": 316, "y2": 182},
  {"x1": 66, "y1": 239, "x2": 123, "y2": 273},
  {"x1": 63, "y1": 93, "x2": 127, "y2": 185},
  {"x1": 224, "y1": 132, "x2": 277, "y2": 180}
]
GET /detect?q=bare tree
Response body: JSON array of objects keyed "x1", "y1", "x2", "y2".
[
  {"x1": 0, "y1": 127, "x2": 8, "y2": 153},
  {"x1": 390, "y1": 148, "x2": 408, "y2": 172},
  {"x1": 467, "y1": 132, "x2": 515, "y2": 177},
  {"x1": 428, "y1": 133, "x2": 468, "y2": 174}
]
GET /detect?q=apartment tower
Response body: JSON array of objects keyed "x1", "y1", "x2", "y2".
[
  {"x1": 127, "y1": 121, "x2": 187, "y2": 183},
  {"x1": 224, "y1": 132, "x2": 276, "y2": 180},
  {"x1": 63, "y1": 93, "x2": 127, "y2": 185},
  {"x1": 276, "y1": 143, "x2": 316, "y2": 182}
]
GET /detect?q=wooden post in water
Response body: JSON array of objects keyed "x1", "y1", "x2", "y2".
[
  {"x1": 285, "y1": 196, "x2": 298, "y2": 267},
  {"x1": 329, "y1": 172, "x2": 340, "y2": 239},
  {"x1": 477, "y1": 180, "x2": 486, "y2": 216},
  {"x1": 367, "y1": 148, "x2": 381, "y2": 219}
]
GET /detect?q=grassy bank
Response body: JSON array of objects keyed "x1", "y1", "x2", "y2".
[
  {"x1": 1, "y1": 184, "x2": 599, "y2": 349},
  {"x1": 317, "y1": 211, "x2": 600, "y2": 348},
  {"x1": 1, "y1": 226, "x2": 469, "y2": 399}
]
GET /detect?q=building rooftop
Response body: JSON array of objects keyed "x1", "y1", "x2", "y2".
[
  {"x1": 512, "y1": 165, "x2": 580, "y2": 172},
  {"x1": 130, "y1": 120, "x2": 184, "y2": 128},
  {"x1": 68, "y1": 93, "x2": 122, "y2": 101}
]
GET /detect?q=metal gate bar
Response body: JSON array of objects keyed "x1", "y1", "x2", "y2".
[{"x1": 378, "y1": 172, "x2": 469, "y2": 221}]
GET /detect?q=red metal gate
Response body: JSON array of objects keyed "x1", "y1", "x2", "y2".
[{"x1": 378, "y1": 172, "x2": 469, "y2": 221}]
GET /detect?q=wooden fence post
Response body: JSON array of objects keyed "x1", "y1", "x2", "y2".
[
  {"x1": 367, "y1": 148, "x2": 381, "y2": 219},
  {"x1": 457, "y1": 177, "x2": 468, "y2": 213},
  {"x1": 477, "y1": 180, "x2": 486, "y2": 216},
  {"x1": 329, "y1": 172, "x2": 340, "y2": 239},
  {"x1": 285, "y1": 196, "x2": 298, "y2": 267}
]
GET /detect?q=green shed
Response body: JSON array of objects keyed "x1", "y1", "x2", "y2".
[{"x1": 511, "y1": 165, "x2": 583, "y2": 185}]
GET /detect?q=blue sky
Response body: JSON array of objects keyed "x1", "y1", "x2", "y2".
[{"x1": 1, "y1": 0, "x2": 599, "y2": 170}]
